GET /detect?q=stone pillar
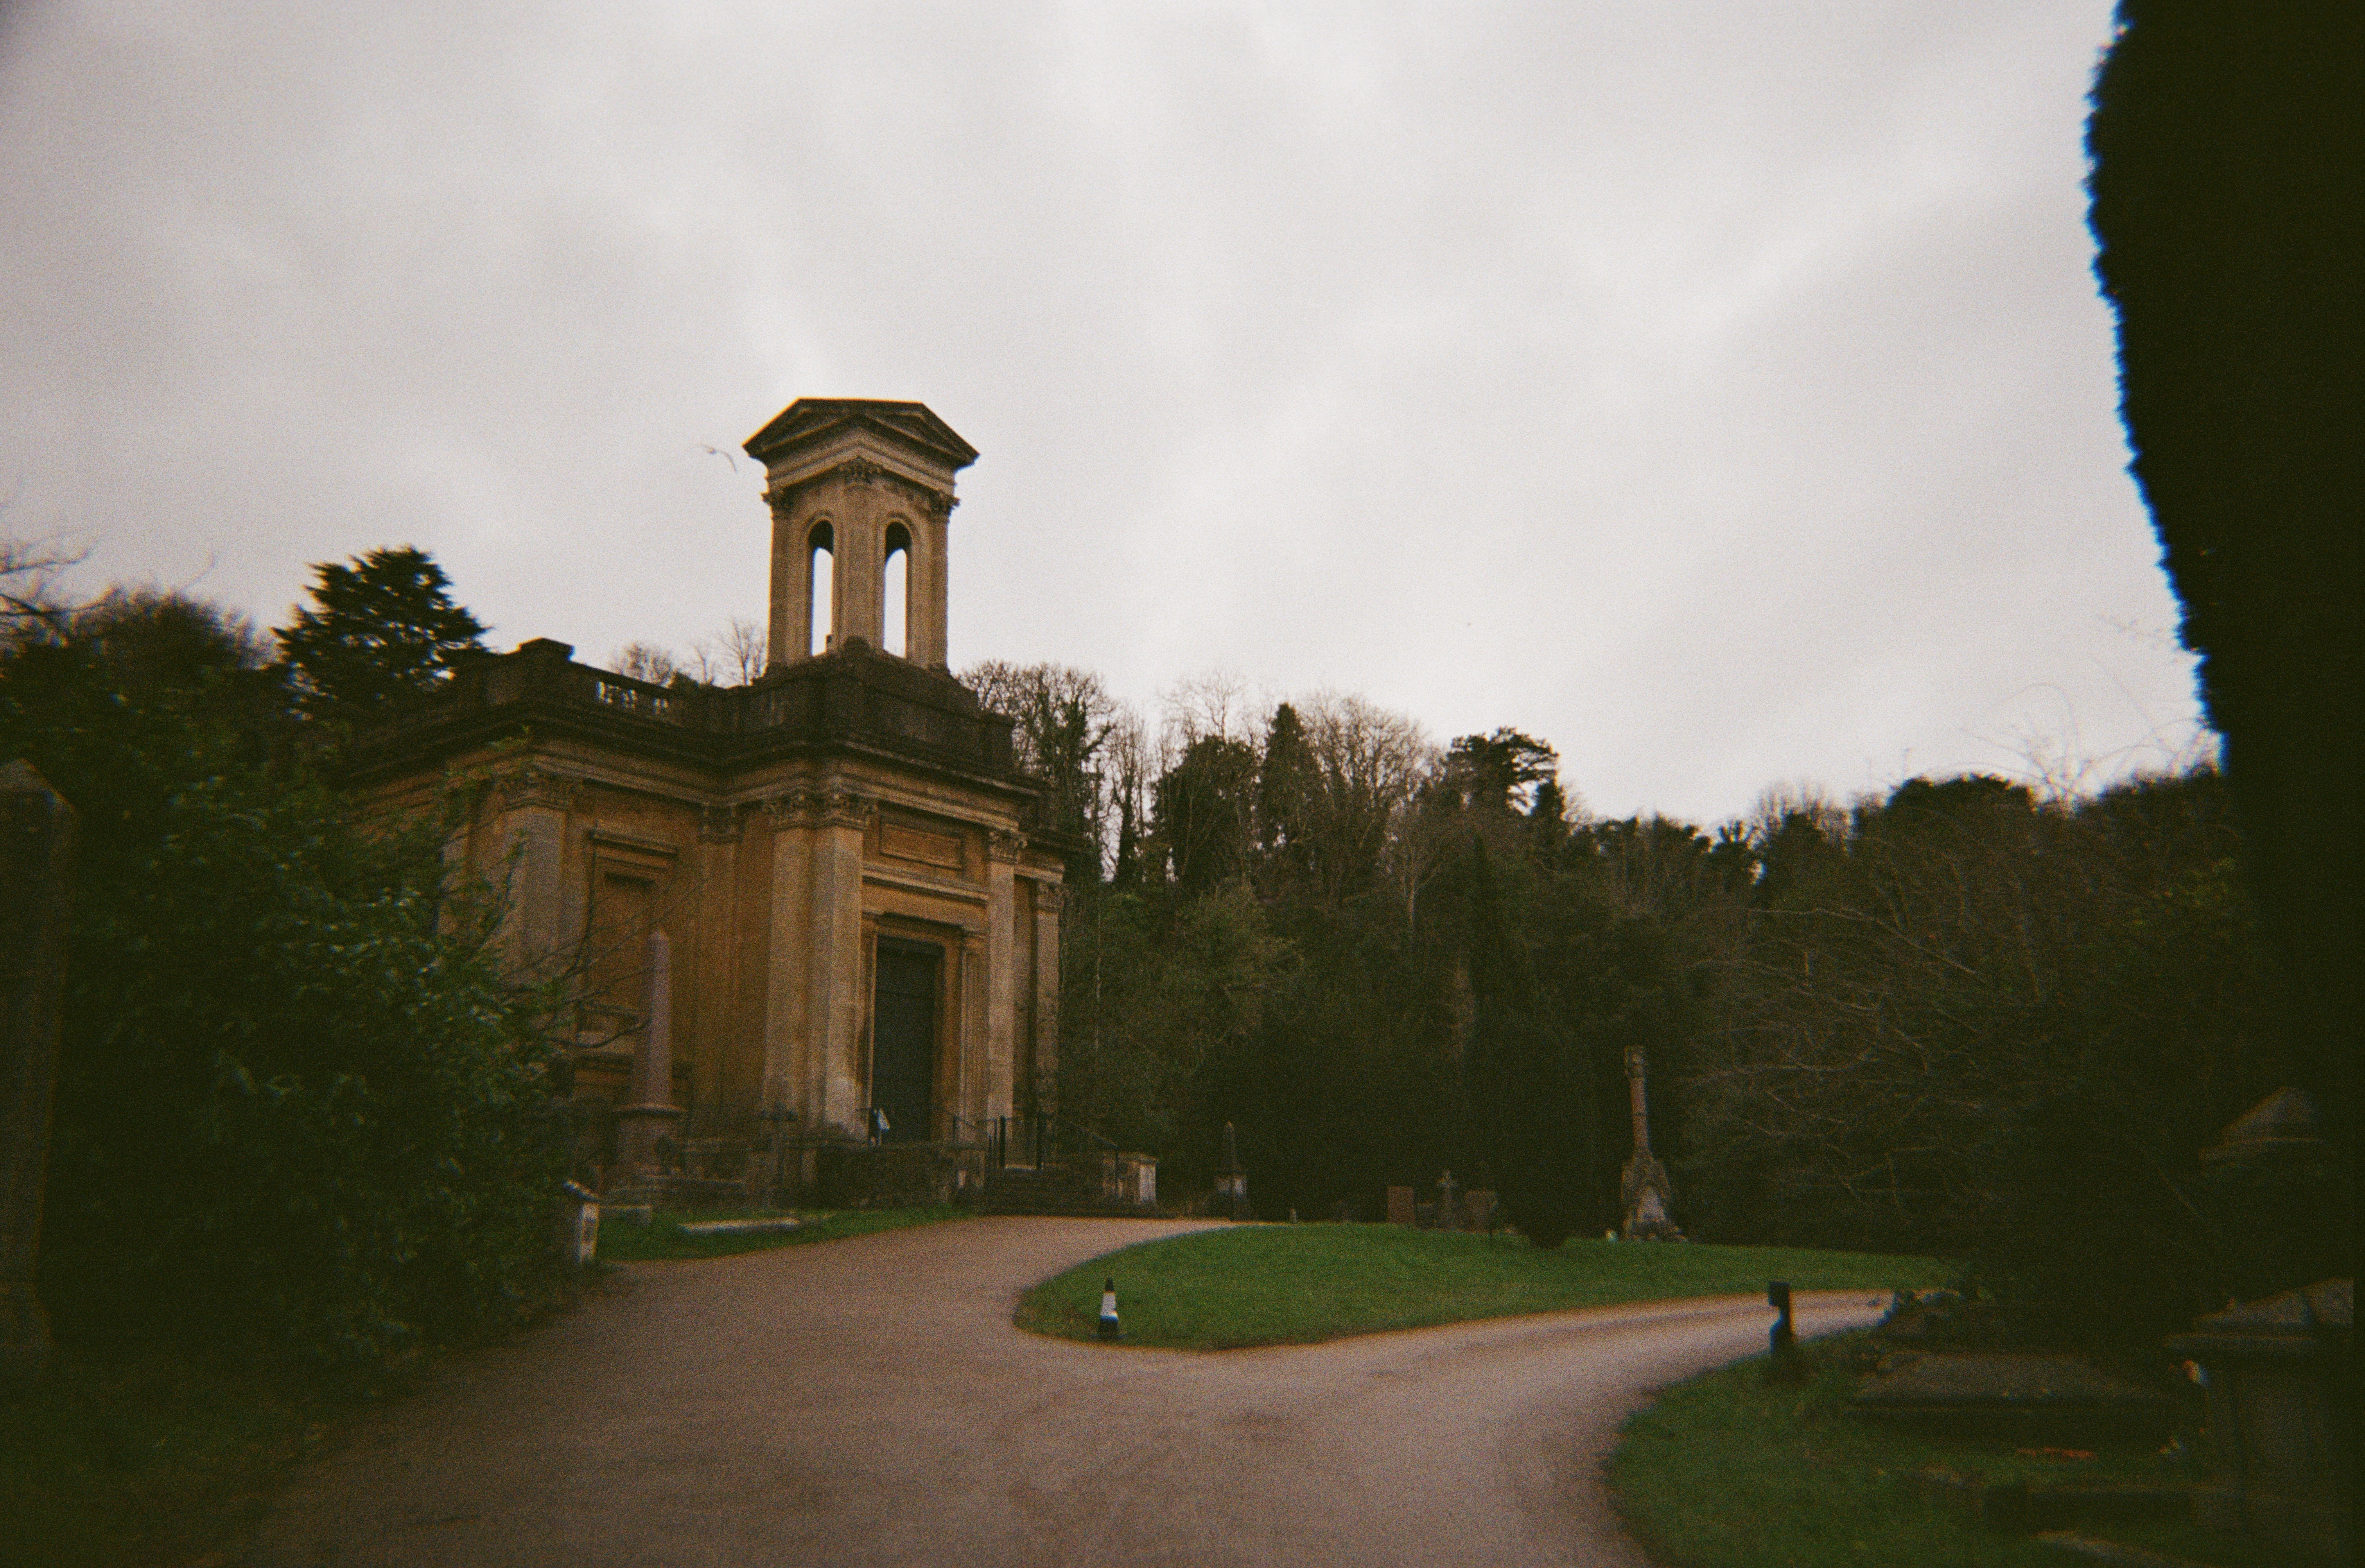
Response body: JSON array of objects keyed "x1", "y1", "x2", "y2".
[
  {"x1": 958, "y1": 929, "x2": 988, "y2": 1140},
  {"x1": 1030, "y1": 882, "x2": 1062, "y2": 1115},
  {"x1": 2, "y1": 762, "x2": 73, "y2": 1395},
  {"x1": 809, "y1": 791, "x2": 869, "y2": 1135},
  {"x1": 832, "y1": 473, "x2": 884, "y2": 651},
  {"x1": 615, "y1": 930, "x2": 685, "y2": 1175},
  {"x1": 985, "y1": 831, "x2": 1021, "y2": 1127},
  {"x1": 767, "y1": 493, "x2": 809, "y2": 669},
  {"x1": 493, "y1": 769, "x2": 575, "y2": 976},
  {"x1": 761, "y1": 796, "x2": 815, "y2": 1127},
  {"x1": 911, "y1": 497, "x2": 952, "y2": 668}
]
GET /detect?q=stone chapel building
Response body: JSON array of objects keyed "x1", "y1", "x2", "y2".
[{"x1": 350, "y1": 399, "x2": 1074, "y2": 1197}]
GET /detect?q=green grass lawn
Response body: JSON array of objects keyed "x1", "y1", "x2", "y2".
[
  {"x1": 1611, "y1": 1331, "x2": 2276, "y2": 1568},
  {"x1": 593, "y1": 1203, "x2": 966, "y2": 1261},
  {"x1": 1016, "y1": 1223, "x2": 1952, "y2": 1349}
]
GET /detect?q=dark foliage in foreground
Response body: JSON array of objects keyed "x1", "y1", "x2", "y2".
[
  {"x1": 2089, "y1": 0, "x2": 2361, "y2": 1158},
  {"x1": 3, "y1": 586, "x2": 569, "y2": 1376}
]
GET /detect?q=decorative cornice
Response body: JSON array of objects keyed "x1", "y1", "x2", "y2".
[
  {"x1": 765, "y1": 457, "x2": 955, "y2": 521},
  {"x1": 987, "y1": 828, "x2": 1026, "y2": 864}
]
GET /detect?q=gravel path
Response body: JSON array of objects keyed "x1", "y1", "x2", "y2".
[{"x1": 241, "y1": 1218, "x2": 1885, "y2": 1567}]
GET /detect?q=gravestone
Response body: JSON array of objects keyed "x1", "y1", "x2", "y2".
[
  {"x1": 2168, "y1": 1277, "x2": 2352, "y2": 1565},
  {"x1": 2, "y1": 762, "x2": 74, "y2": 1396},
  {"x1": 1386, "y1": 1186, "x2": 1415, "y2": 1227},
  {"x1": 1436, "y1": 1170, "x2": 1459, "y2": 1233},
  {"x1": 1850, "y1": 1352, "x2": 2169, "y2": 1444}
]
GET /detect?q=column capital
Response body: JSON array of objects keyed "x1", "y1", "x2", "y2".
[
  {"x1": 987, "y1": 828, "x2": 1026, "y2": 864},
  {"x1": 762, "y1": 789, "x2": 873, "y2": 831},
  {"x1": 497, "y1": 767, "x2": 580, "y2": 813}
]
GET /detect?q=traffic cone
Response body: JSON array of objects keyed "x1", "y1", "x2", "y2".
[{"x1": 1097, "y1": 1276, "x2": 1122, "y2": 1341}]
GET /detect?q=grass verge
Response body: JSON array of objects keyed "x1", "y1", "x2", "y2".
[
  {"x1": 592, "y1": 1204, "x2": 967, "y2": 1261},
  {"x1": 0, "y1": 1350, "x2": 332, "y2": 1568},
  {"x1": 1611, "y1": 1331, "x2": 2278, "y2": 1568},
  {"x1": 1015, "y1": 1224, "x2": 1951, "y2": 1349}
]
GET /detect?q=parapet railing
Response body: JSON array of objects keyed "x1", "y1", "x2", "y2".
[{"x1": 355, "y1": 639, "x2": 1019, "y2": 774}]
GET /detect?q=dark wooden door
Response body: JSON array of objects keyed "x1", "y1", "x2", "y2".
[{"x1": 871, "y1": 942, "x2": 938, "y2": 1143}]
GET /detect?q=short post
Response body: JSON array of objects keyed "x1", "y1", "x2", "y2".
[
  {"x1": 2, "y1": 762, "x2": 74, "y2": 1397},
  {"x1": 1097, "y1": 1276, "x2": 1121, "y2": 1341},
  {"x1": 1767, "y1": 1279, "x2": 1805, "y2": 1382},
  {"x1": 557, "y1": 1180, "x2": 601, "y2": 1265}
]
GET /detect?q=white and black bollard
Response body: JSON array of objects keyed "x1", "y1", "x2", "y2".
[{"x1": 1097, "y1": 1276, "x2": 1122, "y2": 1341}]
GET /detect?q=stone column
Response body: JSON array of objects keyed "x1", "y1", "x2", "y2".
[
  {"x1": 767, "y1": 491, "x2": 805, "y2": 670},
  {"x1": 1030, "y1": 881, "x2": 1063, "y2": 1116},
  {"x1": 2, "y1": 762, "x2": 73, "y2": 1395},
  {"x1": 833, "y1": 471, "x2": 884, "y2": 650},
  {"x1": 615, "y1": 930, "x2": 685, "y2": 1175},
  {"x1": 958, "y1": 928, "x2": 988, "y2": 1139},
  {"x1": 493, "y1": 769, "x2": 575, "y2": 977},
  {"x1": 984, "y1": 832, "x2": 1022, "y2": 1127},
  {"x1": 912, "y1": 495, "x2": 953, "y2": 668},
  {"x1": 809, "y1": 791, "x2": 870, "y2": 1135},
  {"x1": 761, "y1": 795, "x2": 815, "y2": 1127}
]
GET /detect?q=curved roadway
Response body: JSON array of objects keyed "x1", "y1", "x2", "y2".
[{"x1": 244, "y1": 1218, "x2": 1886, "y2": 1567}]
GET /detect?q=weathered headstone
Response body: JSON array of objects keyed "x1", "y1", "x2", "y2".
[
  {"x1": 1436, "y1": 1170, "x2": 1459, "y2": 1233},
  {"x1": 2, "y1": 762, "x2": 74, "y2": 1396},
  {"x1": 2168, "y1": 1276, "x2": 2352, "y2": 1564},
  {"x1": 1386, "y1": 1186, "x2": 1415, "y2": 1227}
]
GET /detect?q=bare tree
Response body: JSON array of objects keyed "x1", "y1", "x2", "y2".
[
  {"x1": 611, "y1": 641, "x2": 680, "y2": 686},
  {"x1": 689, "y1": 617, "x2": 767, "y2": 686},
  {"x1": 1, "y1": 534, "x2": 89, "y2": 647}
]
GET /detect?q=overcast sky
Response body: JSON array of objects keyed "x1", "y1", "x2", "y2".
[{"x1": 1, "y1": 1, "x2": 2207, "y2": 827}]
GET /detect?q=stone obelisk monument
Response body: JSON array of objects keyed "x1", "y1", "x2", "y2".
[
  {"x1": 1619, "y1": 1045, "x2": 1683, "y2": 1241},
  {"x1": 614, "y1": 930, "x2": 686, "y2": 1181}
]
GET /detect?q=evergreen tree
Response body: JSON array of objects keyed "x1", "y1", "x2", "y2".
[{"x1": 275, "y1": 545, "x2": 488, "y2": 724}]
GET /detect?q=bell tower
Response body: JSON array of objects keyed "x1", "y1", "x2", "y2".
[{"x1": 743, "y1": 399, "x2": 979, "y2": 672}]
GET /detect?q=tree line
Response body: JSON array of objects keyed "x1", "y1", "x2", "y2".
[
  {"x1": 4, "y1": 537, "x2": 2339, "y2": 1364},
  {"x1": 964, "y1": 659, "x2": 2338, "y2": 1339}
]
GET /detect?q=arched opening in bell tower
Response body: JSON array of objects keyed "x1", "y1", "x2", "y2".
[
  {"x1": 882, "y1": 521, "x2": 912, "y2": 658},
  {"x1": 807, "y1": 521, "x2": 834, "y2": 656}
]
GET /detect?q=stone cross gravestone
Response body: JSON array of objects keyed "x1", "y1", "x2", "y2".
[
  {"x1": 1436, "y1": 1170, "x2": 1459, "y2": 1232},
  {"x1": 2, "y1": 762, "x2": 74, "y2": 1396}
]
